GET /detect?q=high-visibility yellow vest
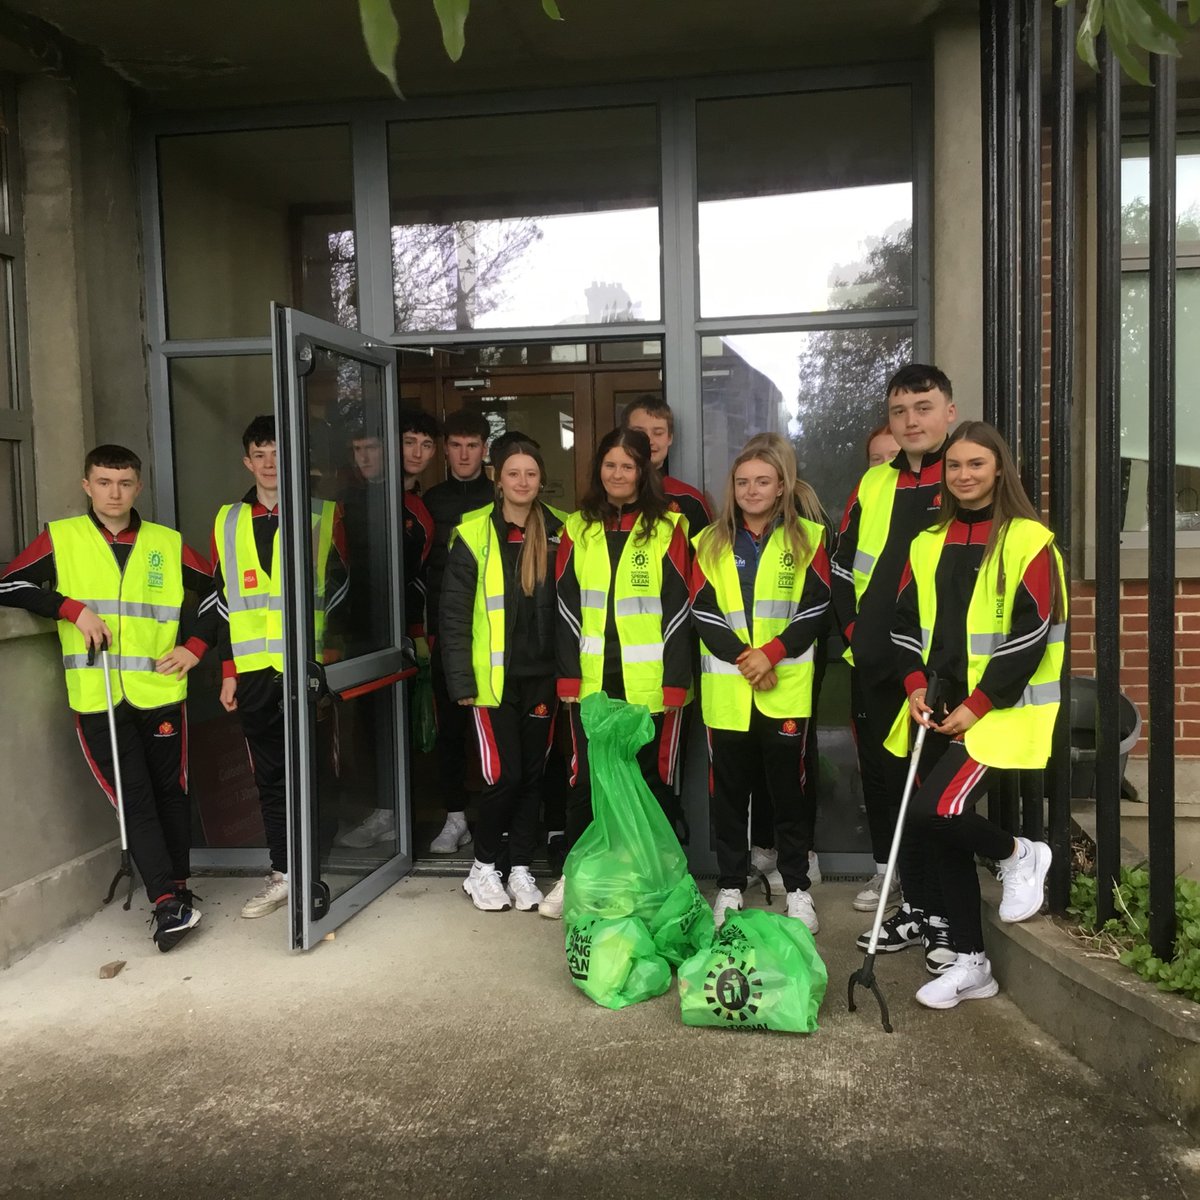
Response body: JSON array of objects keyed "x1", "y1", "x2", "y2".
[
  {"x1": 461, "y1": 499, "x2": 568, "y2": 526},
  {"x1": 216, "y1": 500, "x2": 335, "y2": 673},
  {"x1": 49, "y1": 515, "x2": 186, "y2": 714},
  {"x1": 693, "y1": 518, "x2": 823, "y2": 731},
  {"x1": 883, "y1": 517, "x2": 1067, "y2": 769},
  {"x1": 564, "y1": 510, "x2": 682, "y2": 712},
  {"x1": 842, "y1": 462, "x2": 902, "y2": 666},
  {"x1": 453, "y1": 508, "x2": 508, "y2": 707}
]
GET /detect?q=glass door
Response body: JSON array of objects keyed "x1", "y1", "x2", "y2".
[{"x1": 272, "y1": 304, "x2": 415, "y2": 950}]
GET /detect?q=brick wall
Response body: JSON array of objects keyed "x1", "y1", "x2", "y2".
[{"x1": 1038, "y1": 131, "x2": 1200, "y2": 757}]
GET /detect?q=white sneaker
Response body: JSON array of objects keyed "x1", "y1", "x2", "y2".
[
  {"x1": 808, "y1": 851, "x2": 822, "y2": 886},
  {"x1": 915, "y1": 954, "x2": 999, "y2": 1009},
  {"x1": 539, "y1": 875, "x2": 565, "y2": 920},
  {"x1": 786, "y1": 888, "x2": 819, "y2": 933},
  {"x1": 750, "y1": 846, "x2": 785, "y2": 899},
  {"x1": 335, "y1": 807, "x2": 396, "y2": 848},
  {"x1": 506, "y1": 866, "x2": 544, "y2": 912},
  {"x1": 998, "y1": 837, "x2": 1052, "y2": 922},
  {"x1": 853, "y1": 870, "x2": 901, "y2": 913},
  {"x1": 430, "y1": 812, "x2": 471, "y2": 854},
  {"x1": 241, "y1": 871, "x2": 288, "y2": 919},
  {"x1": 712, "y1": 887, "x2": 743, "y2": 929},
  {"x1": 462, "y1": 861, "x2": 510, "y2": 912}
]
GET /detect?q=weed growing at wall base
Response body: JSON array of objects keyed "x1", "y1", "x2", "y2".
[{"x1": 1070, "y1": 866, "x2": 1200, "y2": 1003}]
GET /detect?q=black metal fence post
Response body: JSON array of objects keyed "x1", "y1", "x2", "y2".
[
  {"x1": 998, "y1": 0, "x2": 1020, "y2": 443},
  {"x1": 981, "y1": 0, "x2": 1001, "y2": 423},
  {"x1": 1046, "y1": 0, "x2": 1075, "y2": 913},
  {"x1": 1147, "y1": 0, "x2": 1178, "y2": 959},
  {"x1": 1094, "y1": 31, "x2": 1123, "y2": 925}
]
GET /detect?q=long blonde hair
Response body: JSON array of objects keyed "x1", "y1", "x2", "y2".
[
  {"x1": 701, "y1": 434, "x2": 811, "y2": 573},
  {"x1": 494, "y1": 440, "x2": 548, "y2": 597}
]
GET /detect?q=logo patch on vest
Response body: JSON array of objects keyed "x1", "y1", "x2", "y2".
[
  {"x1": 146, "y1": 548, "x2": 165, "y2": 590},
  {"x1": 154, "y1": 721, "x2": 176, "y2": 738},
  {"x1": 243, "y1": 568, "x2": 258, "y2": 590},
  {"x1": 630, "y1": 547, "x2": 650, "y2": 588}
]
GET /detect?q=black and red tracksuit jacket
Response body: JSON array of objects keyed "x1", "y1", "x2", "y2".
[
  {"x1": 890, "y1": 506, "x2": 1058, "y2": 717},
  {"x1": 661, "y1": 474, "x2": 713, "y2": 538},
  {"x1": 0, "y1": 507, "x2": 216, "y2": 661},
  {"x1": 403, "y1": 489, "x2": 434, "y2": 640}
]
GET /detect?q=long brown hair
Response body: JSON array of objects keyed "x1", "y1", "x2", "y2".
[
  {"x1": 701, "y1": 434, "x2": 811, "y2": 574},
  {"x1": 937, "y1": 421, "x2": 1062, "y2": 619},
  {"x1": 494, "y1": 439, "x2": 549, "y2": 597},
  {"x1": 578, "y1": 427, "x2": 669, "y2": 544}
]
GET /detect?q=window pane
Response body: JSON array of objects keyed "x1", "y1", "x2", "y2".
[
  {"x1": 697, "y1": 88, "x2": 913, "y2": 318},
  {"x1": 1119, "y1": 270, "x2": 1200, "y2": 532},
  {"x1": 0, "y1": 258, "x2": 14, "y2": 410},
  {"x1": 388, "y1": 108, "x2": 660, "y2": 332},
  {"x1": 1120, "y1": 133, "x2": 1200, "y2": 251},
  {"x1": 159, "y1": 127, "x2": 355, "y2": 339},
  {"x1": 0, "y1": 440, "x2": 18, "y2": 564},
  {"x1": 701, "y1": 326, "x2": 913, "y2": 517}
]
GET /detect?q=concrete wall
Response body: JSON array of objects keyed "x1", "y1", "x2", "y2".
[{"x1": 0, "y1": 62, "x2": 149, "y2": 967}]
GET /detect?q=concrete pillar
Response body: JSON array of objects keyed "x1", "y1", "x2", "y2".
[
  {"x1": 931, "y1": 10, "x2": 985, "y2": 421},
  {"x1": 19, "y1": 74, "x2": 94, "y2": 521}
]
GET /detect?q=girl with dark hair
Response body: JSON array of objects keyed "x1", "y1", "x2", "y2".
[
  {"x1": 886, "y1": 419, "x2": 1065, "y2": 1009},
  {"x1": 542, "y1": 428, "x2": 693, "y2": 919},
  {"x1": 438, "y1": 440, "x2": 565, "y2": 913}
]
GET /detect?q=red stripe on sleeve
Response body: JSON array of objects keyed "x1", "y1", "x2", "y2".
[{"x1": 2, "y1": 529, "x2": 54, "y2": 578}]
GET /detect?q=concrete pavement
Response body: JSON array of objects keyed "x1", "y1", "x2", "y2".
[{"x1": 2, "y1": 877, "x2": 1198, "y2": 1198}]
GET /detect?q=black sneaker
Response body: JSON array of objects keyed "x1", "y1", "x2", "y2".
[
  {"x1": 855, "y1": 904, "x2": 924, "y2": 953},
  {"x1": 174, "y1": 885, "x2": 202, "y2": 909},
  {"x1": 152, "y1": 898, "x2": 201, "y2": 953},
  {"x1": 923, "y1": 916, "x2": 958, "y2": 975}
]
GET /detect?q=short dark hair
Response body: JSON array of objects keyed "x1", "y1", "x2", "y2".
[
  {"x1": 399, "y1": 409, "x2": 442, "y2": 440},
  {"x1": 621, "y1": 394, "x2": 673, "y2": 435},
  {"x1": 885, "y1": 364, "x2": 953, "y2": 401},
  {"x1": 442, "y1": 410, "x2": 491, "y2": 442},
  {"x1": 242, "y1": 415, "x2": 276, "y2": 454},
  {"x1": 489, "y1": 429, "x2": 540, "y2": 461},
  {"x1": 84, "y1": 444, "x2": 141, "y2": 478}
]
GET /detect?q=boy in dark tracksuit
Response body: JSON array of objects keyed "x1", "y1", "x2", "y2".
[
  {"x1": 0, "y1": 444, "x2": 216, "y2": 951},
  {"x1": 831, "y1": 363, "x2": 957, "y2": 973}
]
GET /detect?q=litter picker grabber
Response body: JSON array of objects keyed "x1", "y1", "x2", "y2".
[
  {"x1": 97, "y1": 646, "x2": 135, "y2": 911},
  {"x1": 848, "y1": 672, "x2": 943, "y2": 1032}
]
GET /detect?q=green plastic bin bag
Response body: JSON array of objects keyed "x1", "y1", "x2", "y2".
[
  {"x1": 678, "y1": 909, "x2": 828, "y2": 1034},
  {"x1": 565, "y1": 915, "x2": 672, "y2": 1010},
  {"x1": 650, "y1": 873, "x2": 715, "y2": 967},
  {"x1": 412, "y1": 659, "x2": 437, "y2": 754}
]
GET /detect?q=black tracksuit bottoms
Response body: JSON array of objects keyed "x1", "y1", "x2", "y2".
[
  {"x1": 468, "y1": 676, "x2": 556, "y2": 867},
  {"x1": 76, "y1": 700, "x2": 190, "y2": 904},
  {"x1": 906, "y1": 733, "x2": 1017, "y2": 953},
  {"x1": 239, "y1": 698, "x2": 287, "y2": 874},
  {"x1": 711, "y1": 709, "x2": 814, "y2": 893},
  {"x1": 432, "y1": 642, "x2": 473, "y2": 817}
]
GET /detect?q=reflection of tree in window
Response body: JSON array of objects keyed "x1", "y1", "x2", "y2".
[
  {"x1": 391, "y1": 219, "x2": 543, "y2": 331},
  {"x1": 791, "y1": 225, "x2": 914, "y2": 517}
]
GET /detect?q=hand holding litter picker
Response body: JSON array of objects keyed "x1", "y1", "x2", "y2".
[
  {"x1": 97, "y1": 648, "x2": 135, "y2": 911},
  {"x1": 847, "y1": 672, "x2": 943, "y2": 1032}
]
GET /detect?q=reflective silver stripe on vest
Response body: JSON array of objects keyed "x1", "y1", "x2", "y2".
[
  {"x1": 1049, "y1": 623, "x2": 1066, "y2": 643},
  {"x1": 853, "y1": 549, "x2": 876, "y2": 576},
  {"x1": 62, "y1": 654, "x2": 158, "y2": 673},
  {"x1": 622, "y1": 642, "x2": 664, "y2": 664},
  {"x1": 701, "y1": 655, "x2": 743, "y2": 676},
  {"x1": 223, "y1": 504, "x2": 261, "y2": 614},
  {"x1": 230, "y1": 637, "x2": 285, "y2": 658},
  {"x1": 969, "y1": 632, "x2": 1005, "y2": 656},
  {"x1": 579, "y1": 589, "x2": 605, "y2": 609},
  {"x1": 76, "y1": 599, "x2": 180, "y2": 622},
  {"x1": 231, "y1": 593, "x2": 272, "y2": 611},
  {"x1": 485, "y1": 594, "x2": 505, "y2": 612},
  {"x1": 490, "y1": 651, "x2": 505, "y2": 666},
  {"x1": 1013, "y1": 681, "x2": 1061, "y2": 708},
  {"x1": 579, "y1": 635, "x2": 604, "y2": 656},
  {"x1": 921, "y1": 627, "x2": 932, "y2": 652},
  {"x1": 777, "y1": 647, "x2": 816, "y2": 667},
  {"x1": 725, "y1": 608, "x2": 748, "y2": 631},
  {"x1": 615, "y1": 596, "x2": 662, "y2": 616},
  {"x1": 754, "y1": 599, "x2": 794, "y2": 620}
]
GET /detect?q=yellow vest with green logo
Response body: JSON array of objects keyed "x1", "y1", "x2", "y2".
[
  {"x1": 453, "y1": 508, "x2": 509, "y2": 707},
  {"x1": 216, "y1": 500, "x2": 335, "y2": 673},
  {"x1": 883, "y1": 517, "x2": 1067, "y2": 769},
  {"x1": 842, "y1": 462, "x2": 901, "y2": 666},
  {"x1": 693, "y1": 517, "x2": 823, "y2": 731},
  {"x1": 49, "y1": 515, "x2": 186, "y2": 714},
  {"x1": 565, "y1": 509, "x2": 682, "y2": 713}
]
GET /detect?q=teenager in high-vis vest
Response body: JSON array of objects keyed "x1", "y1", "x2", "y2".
[
  {"x1": 832, "y1": 363, "x2": 958, "y2": 975},
  {"x1": 546, "y1": 427, "x2": 692, "y2": 919},
  {"x1": 691, "y1": 438, "x2": 831, "y2": 932},
  {"x1": 0, "y1": 445, "x2": 216, "y2": 951},
  {"x1": 212, "y1": 415, "x2": 347, "y2": 920},
  {"x1": 886, "y1": 421, "x2": 1062, "y2": 1010},
  {"x1": 438, "y1": 439, "x2": 565, "y2": 913}
]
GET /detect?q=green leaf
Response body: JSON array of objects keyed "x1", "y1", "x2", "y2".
[
  {"x1": 1131, "y1": 0, "x2": 1188, "y2": 50},
  {"x1": 1083, "y1": 0, "x2": 1106, "y2": 38},
  {"x1": 1111, "y1": 30, "x2": 1154, "y2": 82},
  {"x1": 542, "y1": 0, "x2": 564, "y2": 18},
  {"x1": 359, "y1": 0, "x2": 402, "y2": 96},
  {"x1": 1077, "y1": 23, "x2": 1101, "y2": 71},
  {"x1": 434, "y1": 0, "x2": 471, "y2": 62}
]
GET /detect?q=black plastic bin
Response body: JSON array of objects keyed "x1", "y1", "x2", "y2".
[{"x1": 1069, "y1": 676, "x2": 1143, "y2": 800}]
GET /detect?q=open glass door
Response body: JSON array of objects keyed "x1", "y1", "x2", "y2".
[{"x1": 272, "y1": 304, "x2": 415, "y2": 950}]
